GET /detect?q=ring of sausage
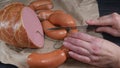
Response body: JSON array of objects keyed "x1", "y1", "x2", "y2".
[{"x1": 27, "y1": 46, "x2": 69, "y2": 68}]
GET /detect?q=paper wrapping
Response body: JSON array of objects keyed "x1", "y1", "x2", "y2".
[{"x1": 0, "y1": 0, "x2": 102, "y2": 68}]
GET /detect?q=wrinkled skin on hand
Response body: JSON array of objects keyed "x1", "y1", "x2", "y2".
[
  {"x1": 63, "y1": 32, "x2": 120, "y2": 68},
  {"x1": 86, "y1": 13, "x2": 120, "y2": 37}
]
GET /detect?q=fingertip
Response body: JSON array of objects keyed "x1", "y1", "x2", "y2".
[
  {"x1": 86, "y1": 19, "x2": 100, "y2": 25},
  {"x1": 63, "y1": 42, "x2": 68, "y2": 47},
  {"x1": 86, "y1": 20, "x2": 94, "y2": 24},
  {"x1": 63, "y1": 41, "x2": 71, "y2": 48},
  {"x1": 95, "y1": 27, "x2": 111, "y2": 32},
  {"x1": 64, "y1": 37, "x2": 68, "y2": 41},
  {"x1": 67, "y1": 32, "x2": 74, "y2": 37},
  {"x1": 68, "y1": 51, "x2": 73, "y2": 55},
  {"x1": 96, "y1": 28, "x2": 102, "y2": 32},
  {"x1": 68, "y1": 51, "x2": 75, "y2": 57}
]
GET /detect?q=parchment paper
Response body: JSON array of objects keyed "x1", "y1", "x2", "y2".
[{"x1": 0, "y1": 0, "x2": 102, "y2": 68}]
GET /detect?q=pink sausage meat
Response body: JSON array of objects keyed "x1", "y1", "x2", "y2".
[{"x1": 21, "y1": 7, "x2": 44, "y2": 48}]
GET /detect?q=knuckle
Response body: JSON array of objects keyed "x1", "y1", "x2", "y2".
[
  {"x1": 77, "y1": 32, "x2": 82, "y2": 38},
  {"x1": 90, "y1": 55, "x2": 100, "y2": 62},
  {"x1": 74, "y1": 39, "x2": 80, "y2": 44},
  {"x1": 112, "y1": 12, "x2": 119, "y2": 15},
  {"x1": 90, "y1": 37, "x2": 100, "y2": 43},
  {"x1": 75, "y1": 47, "x2": 89, "y2": 55},
  {"x1": 76, "y1": 48, "x2": 81, "y2": 52},
  {"x1": 111, "y1": 13, "x2": 120, "y2": 22}
]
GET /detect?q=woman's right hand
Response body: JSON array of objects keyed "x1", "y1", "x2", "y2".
[{"x1": 86, "y1": 13, "x2": 120, "y2": 37}]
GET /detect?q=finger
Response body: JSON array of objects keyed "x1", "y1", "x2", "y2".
[
  {"x1": 64, "y1": 37, "x2": 91, "y2": 51},
  {"x1": 96, "y1": 27, "x2": 119, "y2": 36},
  {"x1": 86, "y1": 15, "x2": 113, "y2": 26},
  {"x1": 69, "y1": 51, "x2": 91, "y2": 63},
  {"x1": 64, "y1": 37, "x2": 101, "y2": 55},
  {"x1": 89, "y1": 55, "x2": 100, "y2": 62},
  {"x1": 86, "y1": 19, "x2": 113, "y2": 26},
  {"x1": 63, "y1": 41, "x2": 90, "y2": 56},
  {"x1": 69, "y1": 32, "x2": 97, "y2": 43}
]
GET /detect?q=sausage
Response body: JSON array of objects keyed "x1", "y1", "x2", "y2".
[
  {"x1": 42, "y1": 20, "x2": 67, "y2": 40},
  {"x1": 53, "y1": 10, "x2": 65, "y2": 14},
  {"x1": 37, "y1": 10, "x2": 65, "y2": 21},
  {"x1": 38, "y1": 10, "x2": 78, "y2": 40},
  {"x1": 49, "y1": 11, "x2": 76, "y2": 27},
  {"x1": 29, "y1": 0, "x2": 53, "y2": 11},
  {"x1": 49, "y1": 11, "x2": 78, "y2": 34},
  {"x1": 37, "y1": 10, "x2": 53, "y2": 21},
  {"x1": 27, "y1": 47, "x2": 68, "y2": 68},
  {"x1": 42, "y1": 11, "x2": 78, "y2": 40},
  {"x1": 0, "y1": 3, "x2": 44, "y2": 48}
]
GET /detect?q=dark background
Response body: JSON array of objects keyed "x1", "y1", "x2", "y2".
[
  {"x1": 0, "y1": 0, "x2": 120, "y2": 68},
  {"x1": 97, "y1": 0, "x2": 120, "y2": 46}
]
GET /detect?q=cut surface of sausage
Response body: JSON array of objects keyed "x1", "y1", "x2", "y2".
[{"x1": 21, "y1": 7, "x2": 44, "y2": 48}]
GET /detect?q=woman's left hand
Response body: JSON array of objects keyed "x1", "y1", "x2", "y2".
[{"x1": 63, "y1": 32, "x2": 120, "y2": 68}]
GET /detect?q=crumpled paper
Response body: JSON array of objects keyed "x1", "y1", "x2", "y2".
[{"x1": 0, "y1": 0, "x2": 102, "y2": 68}]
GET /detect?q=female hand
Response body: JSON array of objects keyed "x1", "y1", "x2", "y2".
[
  {"x1": 63, "y1": 32, "x2": 120, "y2": 68},
  {"x1": 86, "y1": 13, "x2": 120, "y2": 37}
]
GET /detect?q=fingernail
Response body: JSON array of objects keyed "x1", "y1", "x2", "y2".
[
  {"x1": 69, "y1": 51, "x2": 73, "y2": 54},
  {"x1": 63, "y1": 42, "x2": 68, "y2": 45},
  {"x1": 69, "y1": 51, "x2": 75, "y2": 56},
  {"x1": 64, "y1": 38, "x2": 68, "y2": 41}
]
